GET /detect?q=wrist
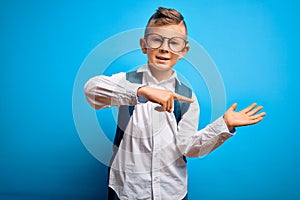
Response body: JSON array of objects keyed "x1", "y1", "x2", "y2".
[
  {"x1": 223, "y1": 115, "x2": 234, "y2": 131},
  {"x1": 137, "y1": 85, "x2": 147, "y2": 97}
]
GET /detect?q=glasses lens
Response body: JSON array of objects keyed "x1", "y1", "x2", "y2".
[
  {"x1": 169, "y1": 37, "x2": 186, "y2": 52},
  {"x1": 145, "y1": 34, "x2": 186, "y2": 52},
  {"x1": 146, "y1": 34, "x2": 163, "y2": 49}
]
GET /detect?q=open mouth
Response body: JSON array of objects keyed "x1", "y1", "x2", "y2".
[{"x1": 156, "y1": 55, "x2": 170, "y2": 61}]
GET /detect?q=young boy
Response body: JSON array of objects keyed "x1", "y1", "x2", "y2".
[{"x1": 84, "y1": 7, "x2": 266, "y2": 200}]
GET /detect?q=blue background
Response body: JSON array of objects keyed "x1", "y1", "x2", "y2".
[{"x1": 1, "y1": 0, "x2": 299, "y2": 199}]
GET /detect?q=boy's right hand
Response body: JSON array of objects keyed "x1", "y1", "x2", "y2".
[{"x1": 137, "y1": 86, "x2": 194, "y2": 113}]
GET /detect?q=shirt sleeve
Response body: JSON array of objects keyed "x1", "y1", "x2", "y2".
[
  {"x1": 175, "y1": 93, "x2": 236, "y2": 158},
  {"x1": 84, "y1": 72, "x2": 143, "y2": 109}
]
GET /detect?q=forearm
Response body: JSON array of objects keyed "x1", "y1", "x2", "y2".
[
  {"x1": 183, "y1": 117, "x2": 235, "y2": 157},
  {"x1": 176, "y1": 109, "x2": 235, "y2": 158},
  {"x1": 84, "y1": 73, "x2": 142, "y2": 109}
]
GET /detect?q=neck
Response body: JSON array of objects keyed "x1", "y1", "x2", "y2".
[{"x1": 148, "y1": 65, "x2": 173, "y2": 82}]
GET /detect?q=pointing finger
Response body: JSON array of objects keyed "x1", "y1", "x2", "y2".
[{"x1": 174, "y1": 93, "x2": 194, "y2": 103}]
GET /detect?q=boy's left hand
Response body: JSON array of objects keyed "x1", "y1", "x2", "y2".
[{"x1": 223, "y1": 103, "x2": 266, "y2": 130}]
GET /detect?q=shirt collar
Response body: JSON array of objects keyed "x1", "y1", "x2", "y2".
[{"x1": 136, "y1": 64, "x2": 182, "y2": 85}]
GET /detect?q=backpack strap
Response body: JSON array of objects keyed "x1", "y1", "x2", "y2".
[
  {"x1": 113, "y1": 71, "x2": 143, "y2": 149},
  {"x1": 173, "y1": 79, "x2": 192, "y2": 124},
  {"x1": 126, "y1": 70, "x2": 143, "y2": 84},
  {"x1": 126, "y1": 71, "x2": 143, "y2": 116},
  {"x1": 173, "y1": 80, "x2": 192, "y2": 163}
]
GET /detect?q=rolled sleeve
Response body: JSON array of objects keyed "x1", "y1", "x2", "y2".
[{"x1": 84, "y1": 72, "x2": 143, "y2": 109}]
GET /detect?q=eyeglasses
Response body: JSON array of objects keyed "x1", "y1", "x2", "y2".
[{"x1": 145, "y1": 33, "x2": 188, "y2": 53}]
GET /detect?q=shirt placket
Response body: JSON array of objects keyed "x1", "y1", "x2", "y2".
[{"x1": 151, "y1": 103, "x2": 161, "y2": 200}]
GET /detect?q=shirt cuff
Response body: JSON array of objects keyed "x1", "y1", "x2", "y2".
[
  {"x1": 136, "y1": 85, "x2": 148, "y2": 104},
  {"x1": 211, "y1": 116, "x2": 236, "y2": 136},
  {"x1": 125, "y1": 82, "x2": 143, "y2": 105},
  {"x1": 111, "y1": 80, "x2": 142, "y2": 106}
]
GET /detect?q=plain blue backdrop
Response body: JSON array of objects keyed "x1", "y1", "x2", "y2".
[{"x1": 0, "y1": 0, "x2": 299, "y2": 199}]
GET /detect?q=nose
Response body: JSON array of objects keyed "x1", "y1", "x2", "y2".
[{"x1": 159, "y1": 38, "x2": 169, "y2": 52}]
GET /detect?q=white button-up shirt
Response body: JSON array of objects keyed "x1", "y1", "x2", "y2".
[{"x1": 84, "y1": 65, "x2": 234, "y2": 200}]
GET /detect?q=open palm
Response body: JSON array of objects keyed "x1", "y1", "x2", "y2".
[{"x1": 224, "y1": 103, "x2": 266, "y2": 130}]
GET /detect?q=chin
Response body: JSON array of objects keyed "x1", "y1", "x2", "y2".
[
  {"x1": 151, "y1": 63, "x2": 173, "y2": 71},
  {"x1": 152, "y1": 60, "x2": 174, "y2": 68}
]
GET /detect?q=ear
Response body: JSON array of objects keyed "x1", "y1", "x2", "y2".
[
  {"x1": 178, "y1": 44, "x2": 190, "y2": 60},
  {"x1": 140, "y1": 38, "x2": 147, "y2": 54}
]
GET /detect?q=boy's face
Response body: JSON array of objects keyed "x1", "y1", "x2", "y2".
[{"x1": 140, "y1": 22, "x2": 189, "y2": 73}]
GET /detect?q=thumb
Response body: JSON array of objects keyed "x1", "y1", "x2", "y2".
[{"x1": 229, "y1": 103, "x2": 238, "y2": 111}]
